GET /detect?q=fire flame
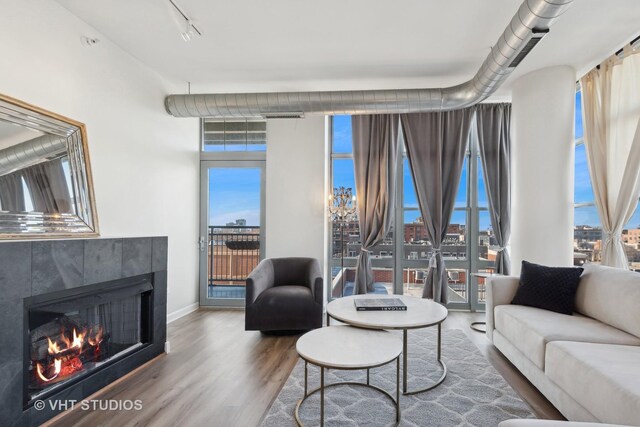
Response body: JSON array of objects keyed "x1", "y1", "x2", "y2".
[
  {"x1": 72, "y1": 329, "x2": 84, "y2": 349},
  {"x1": 88, "y1": 327, "x2": 104, "y2": 347},
  {"x1": 47, "y1": 337, "x2": 61, "y2": 355},
  {"x1": 34, "y1": 326, "x2": 104, "y2": 384},
  {"x1": 36, "y1": 358, "x2": 61, "y2": 382}
]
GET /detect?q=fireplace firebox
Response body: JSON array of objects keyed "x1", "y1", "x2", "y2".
[
  {"x1": 0, "y1": 237, "x2": 168, "y2": 427},
  {"x1": 26, "y1": 278, "x2": 153, "y2": 404}
]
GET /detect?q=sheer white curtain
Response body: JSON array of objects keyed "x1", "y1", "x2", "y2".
[{"x1": 580, "y1": 46, "x2": 640, "y2": 269}]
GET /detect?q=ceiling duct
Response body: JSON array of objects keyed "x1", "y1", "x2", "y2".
[
  {"x1": 165, "y1": 0, "x2": 574, "y2": 118},
  {"x1": 0, "y1": 134, "x2": 67, "y2": 177}
]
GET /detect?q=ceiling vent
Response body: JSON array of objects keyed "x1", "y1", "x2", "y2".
[
  {"x1": 261, "y1": 112, "x2": 305, "y2": 119},
  {"x1": 508, "y1": 29, "x2": 549, "y2": 68}
]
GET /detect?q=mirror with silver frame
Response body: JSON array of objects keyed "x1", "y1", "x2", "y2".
[{"x1": 0, "y1": 94, "x2": 99, "y2": 238}]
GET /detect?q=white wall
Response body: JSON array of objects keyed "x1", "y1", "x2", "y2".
[
  {"x1": 0, "y1": 1, "x2": 200, "y2": 316},
  {"x1": 511, "y1": 66, "x2": 576, "y2": 273},
  {"x1": 266, "y1": 117, "x2": 327, "y2": 280}
]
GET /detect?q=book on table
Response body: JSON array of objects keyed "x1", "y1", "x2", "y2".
[{"x1": 354, "y1": 298, "x2": 407, "y2": 311}]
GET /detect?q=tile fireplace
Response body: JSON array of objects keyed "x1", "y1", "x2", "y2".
[{"x1": 0, "y1": 237, "x2": 168, "y2": 427}]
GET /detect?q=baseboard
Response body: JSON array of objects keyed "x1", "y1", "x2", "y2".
[{"x1": 167, "y1": 302, "x2": 199, "y2": 324}]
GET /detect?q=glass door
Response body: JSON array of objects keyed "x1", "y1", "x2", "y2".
[{"x1": 199, "y1": 161, "x2": 265, "y2": 307}]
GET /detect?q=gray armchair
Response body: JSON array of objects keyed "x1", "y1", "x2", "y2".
[{"x1": 245, "y1": 257, "x2": 323, "y2": 332}]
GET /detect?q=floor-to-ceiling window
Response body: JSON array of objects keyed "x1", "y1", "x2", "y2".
[
  {"x1": 199, "y1": 119, "x2": 266, "y2": 306},
  {"x1": 329, "y1": 116, "x2": 394, "y2": 299},
  {"x1": 329, "y1": 115, "x2": 496, "y2": 310},
  {"x1": 573, "y1": 90, "x2": 640, "y2": 270}
]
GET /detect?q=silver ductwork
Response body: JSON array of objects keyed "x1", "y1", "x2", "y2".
[
  {"x1": 165, "y1": 0, "x2": 574, "y2": 118},
  {"x1": 0, "y1": 134, "x2": 67, "y2": 177}
]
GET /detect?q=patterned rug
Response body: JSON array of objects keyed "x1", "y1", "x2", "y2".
[{"x1": 261, "y1": 328, "x2": 534, "y2": 427}]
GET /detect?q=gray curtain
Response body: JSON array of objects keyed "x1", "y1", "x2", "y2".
[
  {"x1": 401, "y1": 110, "x2": 473, "y2": 303},
  {"x1": 22, "y1": 158, "x2": 72, "y2": 214},
  {"x1": 0, "y1": 172, "x2": 26, "y2": 211},
  {"x1": 352, "y1": 114, "x2": 400, "y2": 294},
  {"x1": 475, "y1": 103, "x2": 512, "y2": 275}
]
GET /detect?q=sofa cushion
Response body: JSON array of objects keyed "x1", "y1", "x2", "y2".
[
  {"x1": 511, "y1": 261, "x2": 583, "y2": 315},
  {"x1": 576, "y1": 264, "x2": 640, "y2": 338},
  {"x1": 494, "y1": 305, "x2": 640, "y2": 370},
  {"x1": 546, "y1": 341, "x2": 640, "y2": 426}
]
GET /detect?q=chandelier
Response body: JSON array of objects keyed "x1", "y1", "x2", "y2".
[{"x1": 329, "y1": 187, "x2": 358, "y2": 222}]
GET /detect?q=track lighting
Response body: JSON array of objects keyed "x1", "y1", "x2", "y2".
[
  {"x1": 169, "y1": 0, "x2": 201, "y2": 42},
  {"x1": 181, "y1": 20, "x2": 195, "y2": 42}
]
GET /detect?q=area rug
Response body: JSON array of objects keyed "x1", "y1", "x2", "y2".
[{"x1": 261, "y1": 328, "x2": 534, "y2": 427}]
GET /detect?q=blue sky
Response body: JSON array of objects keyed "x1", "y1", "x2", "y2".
[{"x1": 209, "y1": 168, "x2": 261, "y2": 226}]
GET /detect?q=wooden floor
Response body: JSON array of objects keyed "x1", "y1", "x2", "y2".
[{"x1": 46, "y1": 309, "x2": 564, "y2": 427}]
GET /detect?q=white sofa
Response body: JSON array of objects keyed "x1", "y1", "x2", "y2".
[{"x1": 486, "y1": 264, "x2": 640, "y2": 426}]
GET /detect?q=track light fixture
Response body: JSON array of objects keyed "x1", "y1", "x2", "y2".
[
  {"x1": 169, "y1": 0, "x2": 201, "y2": 42},
  {"x1": 181, "y1": 19, "x2": 195, "y2": 42}
]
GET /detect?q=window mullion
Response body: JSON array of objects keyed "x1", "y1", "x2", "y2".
[
  {"x1": 394, "y1": 130, "x2": 404, "y2": 295},
  {"x1": 468, "y1": 121, "x2": 479, "y2": 310}
]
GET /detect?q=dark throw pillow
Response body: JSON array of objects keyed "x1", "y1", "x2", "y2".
[{"x1": 511, "y1": 261, "x2": 584, "y2": 315}]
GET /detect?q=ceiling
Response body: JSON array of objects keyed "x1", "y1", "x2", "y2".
[{"x1": 56, "y1": 0, "x2": 640, "y2": 99}]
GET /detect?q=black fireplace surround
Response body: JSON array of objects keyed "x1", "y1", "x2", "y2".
[{"x1": 0, "y1": 237, "x2": 168, "y2": 427}]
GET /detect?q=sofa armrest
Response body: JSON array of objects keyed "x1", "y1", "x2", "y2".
[
  {"x1": 486, "y1": 276, "x2": 520, "y2": 342},
  {"x1": 246, "y1": 259, "x2": 275, "y2": 306}
]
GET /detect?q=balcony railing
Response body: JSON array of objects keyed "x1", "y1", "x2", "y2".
[{"x1": 208, "y1": 226, "x2": 261, "y2": 286}]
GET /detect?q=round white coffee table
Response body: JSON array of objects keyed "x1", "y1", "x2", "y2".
[
  {"x1": 327, "y1": 294, "x2": 448, "y2": 395},
  {"x1": 295, "y1": 325, "x2": 402, "y2": 426}
]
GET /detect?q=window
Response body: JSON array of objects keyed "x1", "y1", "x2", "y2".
[
  {"x1": 574, "y1": 89, "x2": 606, "y2": 267},
  {"x1": 330, "y1": 115, "x2": 495, "y2": 309},
  {"x1": 573, "y1": 90, "x2": 640, "y2": 270},
  {"x1": 330, "y1": 116, "x2": 394, "y2": 297},
  {"x1": 202, "y1": 119, "x2": 266, "y2": 152},
  {"x1": 574, "y1": 90, "x2": 602, "y2": 266}
]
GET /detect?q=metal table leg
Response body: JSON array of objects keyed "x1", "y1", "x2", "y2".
[
  {"x1": 304, "y1": 361, "x2": 308, "y2": 396},
  {"x1": 396, "y1": 356, "x2": 401, "y2": 423},
  {"x1": 294, "y1": 360, "x2": 402, "y2": 426},
  {"x1": 402, "y1": 329, "x2": 408, "y2": 393},
  {"x1": 402, "y1": 324, "x2": 447, "y2": 395},
  {"x1": 470, "y1": 321, "x2": 486, "y2": 333},
  {"x1": 320, "y1": 366, "x2": 324, "y2": 426}
]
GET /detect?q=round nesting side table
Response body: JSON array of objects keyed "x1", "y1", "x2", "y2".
[
  {"x1": 327, "y1": 294, "x2": 448, "y2": 395},
  {"x1": 295, "y1": 325, "x2": 402, "y2": 426}
]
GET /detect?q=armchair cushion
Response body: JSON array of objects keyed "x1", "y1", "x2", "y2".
[{"x1": 252, "y1": 286, "x2": 316, "y2": 327}]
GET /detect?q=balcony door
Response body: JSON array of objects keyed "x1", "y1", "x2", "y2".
[{"x1": 199, "y1": 161, "x2": 265, "y2": 307}]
